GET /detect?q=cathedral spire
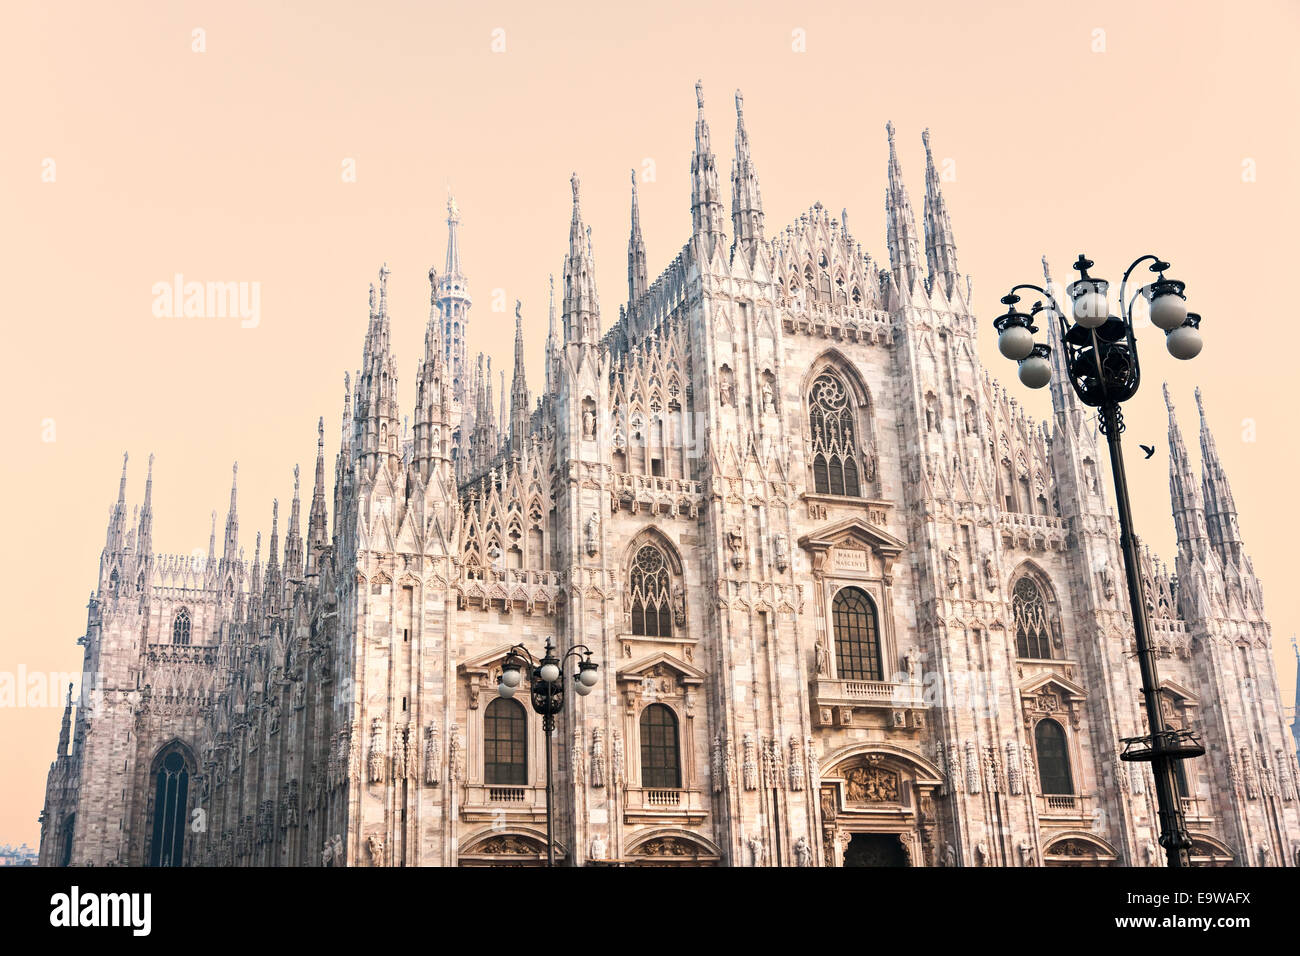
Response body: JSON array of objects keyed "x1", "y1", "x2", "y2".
[
  {"x1": 104, "y1": 452, "x2": 129, "y2": 556},
  {"x1": 1042, "y1": 256, "x2": 1083, "y2": 427},
  {"x1": 689, "y1": 80, "x2": 726, "y2": 255},
  {"x1": 884, "y1": 121, "x2": 923, "y2": 291},
  {"x1": 138, "y1": 453, "x2": 155, "y2": 559},
  {"x1": 1195, "y1": 388, "x2": 1245, "y2": 568},
  {"x1": 1165, "y1": 385, "x2": 1210, "y2": 562},
  {"x1": 445, "y1": 193, "x2": 463, "y2": 277},
  {"x1": 921, "y1": 128, "x2": 960, "y2": 296},
  {"x1": 222, "y1": 462, "x2": 239, "y2": 563},
  {"x1": 730, "y1": 89, "x2": 765, "y2": 265},
  {"x1": 284, "y1": 464, "x2": 304, "y2": 582},
  {"x1": 207, "y1": 510, "x2": 216, "y2": 566},
  {"x1": 562, "y1": 174, "x2": 600, "y2": 344},
  {"x1": 57, "y1": 683, "x2": 72, "y2": 757},
  {"x1": 628, "y1": 170, "x2": 649, "y2": 304},
  {"x1": 306, "y1": 418, "x2": 328, "y2": 574},
  {"x1": 510, "y1": 301, "x2": 529, "y2": 453},
  {"x1": 263, "y1": 498, "x2": 281, "y2": 610},
  {"x1": 355, "y1": 265, "x2": 402, "y2": 479}
]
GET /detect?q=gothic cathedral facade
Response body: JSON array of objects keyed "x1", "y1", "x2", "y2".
[{"x1": 39, "y1": 84, "x2": 1300, "y2": 868}]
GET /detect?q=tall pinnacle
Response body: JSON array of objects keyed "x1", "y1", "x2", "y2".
[
  {"x1": 884, "y1": 121, "x2": 923, "y2": 290},
  {"x1": 1195, "y1": 388, "x2": 1244, "y2": 567},
  {"x1": 445, "y1": 193, "x2": 463, "y2": 277},
  {"x1": 222, "y1": 462, "x2": 239, "y2": 562},
  {"x1": 1165, "y1": 385, "x2": 1209, "y2": 560},
  {"x1": 921, "y1": 128, "x2": 960, "y2": 296},
  {"x1": 307, "y1": 417, "x2": 329, "y2": 568},
  {"x1": 510, "y1": 301, "x2": 530, "y2": 451},
  {"x1": 628, "y1": 170, "x2": 648, "y2": 304},
  {"x1": 690, "y1": 80, "x2": 726, "y2": 253},
  {"x1": 562, "y1": 174, "x2": 600, "y2": 343},
  {"x1": 730, "y1": 88, "x2": 765, "y2": 264}
]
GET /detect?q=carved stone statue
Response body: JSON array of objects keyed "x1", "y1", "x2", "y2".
[
  {"x1": 942, "y1": 843, "x2": 957, "y2": 867},
  {"x1": 590, "y1": 834, "x2": 607, "y2": 861},
  {"x1": 773, "y1": 532, "x2": 789, "y2": 572},
  {"x1": 793, "y1": 835, "x2": 813, "y2": 867},
  {"x1": 321, "y1": 841, "x2": 333, "y2": 868},
  {"x1": 1145, "y1": 840, "x2": 1160, "y2": 866},
  {"x1": 1018, "y1": 839, "x2": 1036, "y2": 867},
  {"x1": 902, "y1": 651, "x2": 918, "y2": 683},
  {"x1": 392, "y1": 729, "x2": 407, "y2": 780},
  {"x1": 584, "y1": 512, "x2": 599, "y2": 558},
  {"x1": 672, "y1": 583, "x2": 686, "y2": 626},
  {"x1": 975, "y1": 841, "x2": 988, "y2": 866},
  {"x1": 1099, "y1": 564, "x2": 1115, "y2": 600},
  {"x1": 747, "y1": 836, "x2": 766, "y2": 867},
  {"x1": 367, "y1": 833, "x2": 385, "y2": 867},
  {"x1": 944, "y1": 547, "x2": 961, "y2": 590},
  {"x1": 728, "y1": 528, "x2": 744, "y2": 569},
  {"x1": 761, "y1": 381, "x2": 775, "y2": 414},
  {"x1": 983, "y1": 553, "x2": 996, "y2": 592},
  {"x1": 815, "y1": 641, "x2": 829, "y2": 676},
  {"x1": 331, "y1": 834, "x2": 344, "y2": 866},
  {"x1": 368, "y1": 718, "x2": 385, "y2": 783},
  {"x1": 582, "y1": 406, "x2": 596, "y2": 439}
]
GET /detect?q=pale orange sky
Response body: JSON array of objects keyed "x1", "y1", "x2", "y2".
[{"x1": 2, "y1": 0, "x2": 1297, "y2": 847}]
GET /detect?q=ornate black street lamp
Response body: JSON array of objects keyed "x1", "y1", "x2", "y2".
[
  {"x1": 994, "y1": 253, "x2": 1205, "y2": 868},
  {"x1": 497, "y1": 637, "x2": 599, "y2": 867}
]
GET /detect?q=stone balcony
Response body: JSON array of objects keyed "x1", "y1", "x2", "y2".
[
  {"x1": 461, "y1": 783, "x2": 546, "y2": 823},
  {"x1": 998, "y1": 512, "x2": 1071, "y2": 552},
  {"x1": 623, "y1": 787, "x2": 708, "y2": 824},
  {"x1": 610, "y1": 473, "x2": 702, "y2": 519},
  {"x1": 812, "y1": 678, "x2": 927, "y2": 730},
  {"x1": 1037, "y1": 792, "x2": 1093, "y2": 823}
]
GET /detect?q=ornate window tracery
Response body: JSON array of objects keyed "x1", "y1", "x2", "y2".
[
  {"x1": 630, "y1": 544, "x2": 673, "y2": 637},
  {"x1": 809, "y1": 371, "x2": 861, "y2": 497},
  {"x1": 1013, "y1": 577, "x2": 1053, "y2": 659},
  {"x1": 172, "y1": 608, "x2": 191, "y2": 646},
  {"x1": 148, "y1": 745, "x2": 192, "y2": 867},
  {"x1": 832, "y1": 587, "x2": 882, "y2": 681}
]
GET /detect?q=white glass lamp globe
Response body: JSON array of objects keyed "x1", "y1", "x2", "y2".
[
  {"x1": 1150, "y1": 293, "x2": 1188, "y2": 332},
  {"x1": 497, "y1": 681, "x2": 516, "y2": 699},
  {"x1": 998, "y1": 325, "x2": 1035, "y2": 361},
  {"x1": 579, "y1": 667, "x2": 599, "y2": 687},
  {"x1": 1166, "y1": 325, "x2": 1203, "y2": 360},
  {"x1": 501, "y1": 667, "x2": 522, "y2": 688},
  {"x1": 1018, "y1": 355, "x2": 1052, "y2": 389},
  {"x1": 539, "y1": 661, "x2": 561, "y2": 683},
  {"x1": 574, "y1": 680, "x2": 594, "y2": 697},
  {"x1": 1072, "y1": 291, "x2": 1109, "y2": 329}
]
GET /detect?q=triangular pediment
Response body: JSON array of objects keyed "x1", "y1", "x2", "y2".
[
  {"x1": 616, "y1": 651, "x2": 705, "y2": 687},
  {"x1": 1158, "y1": 678, "x2": 1199, "y2": 707},
  {"x1": 797, "y1": 514, "x2": 905, "y2": 558},
  {"x1": 1019, "y1": 670, "x2": 1086, "y2": 701},
  {"x1": 459, "y1": 642, "x2": 525, "y2": 676}
]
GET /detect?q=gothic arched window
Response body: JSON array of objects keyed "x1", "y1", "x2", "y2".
[
  {"x1": 630, "y1": 545, "x2": 673, "y2": 638},
  {"x1": 172, "y1": 608, "x2": 191, "y2": 646},
  {"x1": 809, "y1": 371, "x2": 862, "y2": 497},
  {"x1": 639, "y1": 704, "x2": 681, "y2": 789},
  {"x1": 1013, "y1": 577, "x2": 1053, "y2": 659},
  {"x1": 832, "y1": 587, "x2": 882, "y2": 681},
  {"x1": 484, "y1": 697, "x2": 527, "y2": 786},
  {"x1": 148, "y1": 747, "x2": 191, "y2": 867},
  {"x1": 1034, "y1": 719, "x2": 1073, "y2": 795}
]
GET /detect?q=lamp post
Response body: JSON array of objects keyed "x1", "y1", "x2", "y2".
[
  {"x1": 993, "y1": 253, "x2": 1206, "y2": 868},
  {"x1": 497, "y1": 637, "x2": 599, "y2": 867}
]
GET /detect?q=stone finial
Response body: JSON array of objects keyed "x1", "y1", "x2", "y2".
[
  {"x1": 886, "y1": 120, "x2": 896, "y2": 142},
  {"x1": 695, "y1": 79, "x2": 704, "y2": 109},
  {"x1": 735, "y1": 88, "x2": 744, "y2": 114},
  {"x1": 922, "y1": 127, "x2": 931, "y2": 153}
]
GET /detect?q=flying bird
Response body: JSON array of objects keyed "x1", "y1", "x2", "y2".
[{"x1": 1139, "y1": 444, "x2": 1156, "y2": 459}]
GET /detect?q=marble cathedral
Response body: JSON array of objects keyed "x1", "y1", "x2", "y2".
[{"x1": 39, "y1": 84, "x2": 1300, "y2": 868}]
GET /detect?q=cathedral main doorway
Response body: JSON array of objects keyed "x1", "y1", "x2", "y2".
[{"x1": 843, "y1": 833, "x2": 910, "y2": 867}]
